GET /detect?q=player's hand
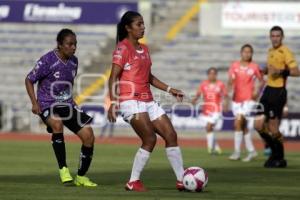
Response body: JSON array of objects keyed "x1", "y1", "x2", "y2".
[
  {"x1": 169, "y1": 88, "x2": 184, "y2": 102},
  {"x1": 107, "y1": 104, "x2": 118, "y2": 123},
  {"x1": 31, "y1": 102, "x2": 41, "y2": 115}
]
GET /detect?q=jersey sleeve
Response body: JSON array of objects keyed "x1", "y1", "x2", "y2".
[
  {"x1": 112, "y1": 44, "x2": 129, "y2": 69},
  {"x1": 285, "y1": 48, "x2": 297, "y2": 69},
  {"x1": 26, "y1": 56, "x2": 51, "y2": 84}
]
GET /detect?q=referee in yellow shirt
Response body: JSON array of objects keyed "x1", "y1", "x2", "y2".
[{"x1": 255, "y1": 26, "x2": 300, "y2": 168}]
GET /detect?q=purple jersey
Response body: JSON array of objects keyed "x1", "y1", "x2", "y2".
[{"x1": 27, "y1": 50, "x2": 78, "y2": 111}]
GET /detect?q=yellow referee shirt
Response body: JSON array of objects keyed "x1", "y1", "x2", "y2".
[{"x1": 267, "y1": 45, "x2": 297, "y2": 87}]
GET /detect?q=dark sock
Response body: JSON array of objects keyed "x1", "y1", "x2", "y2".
[
  {"x1": 77, "y1": 145, "x2": 94, "y2": 176},
  {"x1": 51, "y1": 133, "x2": 67, "y2": 169},
  {"x1": 258, "y1": 131, "x2": 276, "y2": 157},
  {"x1": 272, "y1": 133, "x2": 284, "y2": 160},
  {"x1": 258, "y1": 131, "x2": 274, "y2": 148}
]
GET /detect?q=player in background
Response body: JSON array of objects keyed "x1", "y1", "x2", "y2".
[
  {"x1": 191, "y1": 67, "x2": 228, "y2": 155},
  {"x1": 108, "y1": 11, "x2": 186, "y2": 192},
  {"x1": 228, "y1": 44, "x2": 264, "y2": 162},
  {"x1": 255, "y1": 26, "x2": 300, "y2": 168},
  {"x1": 25, "y1": 29, "x2": 97, "y2": 186}
]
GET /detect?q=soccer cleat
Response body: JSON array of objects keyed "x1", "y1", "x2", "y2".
[
  {"x1": 176, "y1": 181, "x2": 185, "y2": 191},
  {"x1": 125, "y1": 180, "x2": 147, "y2": 192},
  {"x1": 215, "y1": 146, "x2": 223, "y2": 155},
  {"x1": 229, "y1": 152, "x2": 240, "y2": 161},
  {"x1": 59, "y1": 167, "x2": 73, "y2": 184},
  {"x1": 242, "y1": 151, "x2": 258, "y2": 162},
  {"x1": 74, "y1": 175, "x2": 97, "y2": 187},
  {"x1": 265, "y1": 159, "x2": 287, "y2": 168}
]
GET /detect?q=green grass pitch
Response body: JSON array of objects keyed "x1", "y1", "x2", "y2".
[{"x1": 0, "y1": 140, "x2": 299, "y2": 200}]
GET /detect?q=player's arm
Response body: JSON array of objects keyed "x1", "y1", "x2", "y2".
[
  {"x1": 25, "y1": 78, "x2": 41, "y2": 115},
  {"x1": 149, "y1": 73, "x2": 184, "y2": 102},
  {"x1": 253, "y1": 67, "x2": 265, "y2": 100},
  {"x1": 227, "y1": 75, "x2": 233, "y2": 100},
  {"x1": 222, "y1": 83, "x2": 230, "y2": 112},
  {"x1": 191, "y1": 85, "x2": 201, "y2": 105},
  {"x1": 107, "y1": 64, "x2": 122, "y2": 122}
]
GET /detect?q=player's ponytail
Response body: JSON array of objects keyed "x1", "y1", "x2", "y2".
[{"x1": 116, "y1": 11, "x2": 142, "y2": 44}]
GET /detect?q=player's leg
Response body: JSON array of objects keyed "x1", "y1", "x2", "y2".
[
  {"x1": 264, "y1": 87, "x2": 287, "y2": 168},
  {"x1": 151, "y1": 114, "x2": 185, "y2": 191},
  {"x1": 126, "y1": 112, "x2": 156, "y2": 191},
  {"x1": 229, "y1": 114, "x2": 244, "y2": 160},
  {"x1": 242, "y1": 125, "x2": 257, "y2": 162},
  {"x1": 41, "y1": 108, "x2": 73, "y2": 184},
  {"x1": 74, "y1": 126, "x2": 97, "y2": 186},
  {"x1": 254, "y1": 115, "x2": 276, "y2": 166},
  {"x1": 267, "y1": 118, "x2": 286, "y2": 168},
  {"x1": 206, "y1": 122, "x2": 215, "y2": 154},
  {"x1": 59, "y1": 105, "x2": 97, "y2": 186},
  {"x1": 205, "y1": 114, "x2": 222, "y2": 155}
]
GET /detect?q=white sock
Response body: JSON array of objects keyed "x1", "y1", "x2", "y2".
[
  {"x1": 129, "y1": 148, "x2": 150, "y2": 182},
  {"x1": 244, "y1": 132, "x2": 255, "y2": 153},
  {"x1": 166, "y1": 146, "x2": 185, "y2": 181},
  {"x1": 206, "y1": 132, "x2": 214, "y2": 150},
  {"x1": 214, "y1": 141, "x2": 221, "y2": 151},
  {"x1": 234, "y1": 131, "x2": 243, "y2": 153}
]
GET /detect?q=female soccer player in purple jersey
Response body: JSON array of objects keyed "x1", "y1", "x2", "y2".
[{"x1": 25, "y1": 29, "x2": 97, "y2": 187}]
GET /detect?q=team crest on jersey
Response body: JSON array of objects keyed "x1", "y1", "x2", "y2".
[
  {"x1": 124, "y1": 62, "x2": 131, "y2": 70},
  {"x1": 247, "y1": 68, "x2": 254, "y2": 75}
]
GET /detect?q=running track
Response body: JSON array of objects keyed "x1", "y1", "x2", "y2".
[{"x1": 0, "y1": 132, "x2": 299, "y2": 151}]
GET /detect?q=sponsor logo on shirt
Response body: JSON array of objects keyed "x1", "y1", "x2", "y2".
[
  {"x1": 23, "y1": 3, "x2": 82, "y2": 22},
  {"x1": 53, "y1": 71, "x2": 60, "y2": 79}
]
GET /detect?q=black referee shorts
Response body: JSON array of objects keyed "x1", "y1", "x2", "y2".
[
  {"x1": 256, "y1": 86, "x2": 287, "y2": 120},
  {"x1": 39, "y1": 104, "x2": 93, "y2": 134}
]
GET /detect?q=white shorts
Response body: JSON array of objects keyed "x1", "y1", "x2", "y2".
[
  {"x1": 232, "y1": 100, "x2": 255, "y2": 117},
  {"x1": 119, "y1": 100, "x2": 165, "y2": 123},
  {"x1": 200, "y1": 112, "x2": 222, "y2": 125}
]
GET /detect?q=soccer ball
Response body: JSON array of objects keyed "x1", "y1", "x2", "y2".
[{"x1": 183, "y1": 166, "x2": 208, "y2": 192}]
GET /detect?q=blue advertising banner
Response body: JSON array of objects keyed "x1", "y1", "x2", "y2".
[
  {"x1": 0, "y1": 1, "x2": 137, "y2": 24},
  {"x1": 81, "y1": 105, "x2": 300, "y2": 140}
]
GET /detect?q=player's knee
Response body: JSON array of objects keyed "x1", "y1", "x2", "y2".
[
  {"x1": 143, "y1": 133, "x2": 157, "y2": 148},
  {"x1": 234, "y1": 119, "x2": 243, "y2": 131},
  {"x1": 50, "y1": 121, "x2": 63, "y2": 133},
  {"x1": 80, "y1": 127, "x2": 95, "y2": 146},
  {"x1": 254, "y1": 121, "x2": 263, "y2": 132},
  {"x1": 165, "y1": 131, "x2": 178, "y2": 146}
]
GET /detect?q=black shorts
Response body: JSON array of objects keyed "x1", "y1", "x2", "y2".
[
  {"x1": 39, "y1": 104, "x2": 93, "y2": 134},
  {"x1": 256, "y1": 86, "x2": 287, "y2": 120}
]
